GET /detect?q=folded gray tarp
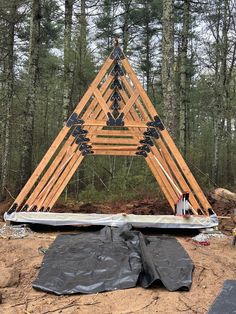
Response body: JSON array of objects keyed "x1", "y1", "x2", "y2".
[
  {"x1": 33, "y1": 225, "x2": 194, "y2": 295},
  {"x1": 208, "y1": 280, "x2": 236, "y2": 314}
]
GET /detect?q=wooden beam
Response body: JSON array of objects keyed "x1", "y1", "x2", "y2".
[
  {"x1": 120, "y1": 73, "x2": 202, "y2": 212},
  {"x1": 46, "y1": 154, "x2": 84, "y2": 210},
  {"x1": 12, "y1": 125, "x2": 69, "y2": 209},
  {"x1": 93, "y1": 88, "x2": 112, "y2": 118},
  {"x1": 92, "y1": 145, "x2": 138, "y2": 150},
  {"x1": 26, "y1": 136, "x2": 75, "y2": 207},
  {"x1": 31, "y1": 150, "x2": 77, "y2": 210},
  {"x1": 121, "y1": 76, "x2": 151, "y2": 120},
  {"x1": 119, "y1": 83, "x2": 177, "y2": 192},
  {"x1": 84, "y1": 120, "x2": 148, "y2": 128},
  {"x1": 121, "y1": 58, "x2": 158, "y2": 117},
  {"x1": 145, "y1": 156, "x2": 175, "y2": 211},
  {"x1": 91, "y1": 138, "x2": 139, "y2": 145},
  {"x1": 23, "y1": 78, "x2": 114, "y2": 210},
  {"x1": 155, "y1": 138, "x2": 202, "y2": 211},
  {"x1": 93, "y1": 151, "x2": 138, "y2": 156},
  {"x1": 88, "y1": 130, "x2": 143, "y2": 137},
  {"x1": 121, "y1": 89, "x2": 139, "y2": 117},
  {"x1": 11, "y1": 57, "x2": 114, "y2": 211},
  {"x1": 161, "y1": 130, "x2": 211, "y2": 213}
]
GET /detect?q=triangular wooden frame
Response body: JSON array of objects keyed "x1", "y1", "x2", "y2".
[{"x1": 8, "y1": 45, "x2": 212, "y2": 216}]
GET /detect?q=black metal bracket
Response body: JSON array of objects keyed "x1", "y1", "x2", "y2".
[
  {"x1": 66, "y1": 112, "x2": 84, "y2": 128},
  {"x1": 20, "y1": 204, "x2": 29, "y2": 212},
  {"x1": 110, "y1": 46, "x2": 125, "y2": 60},
  {"x1": 7, "y1": 203, "x2": 18, "y2": 214},
  {"x1": 111, "y1": 77, "x2": 122, "y2": 90},
  {"x1": 136, "y1": 151, "x2": 148, "y2": 158},
  {"x1": 137, "y1": 145, "x2": 151, "y2": 153},
  {"x1": 111, "y1": 99, "x2": 120, "y2": 110},
  {"x1": 79, "y1": 141, "x2": 94, "y2": 156},
  {"x1": 144, "y1": 128, "x2": 159, "y2": 139},
  {"x1": 75, "y1": 136, "x2": 90, "y2": 144},
  {"x1": 111, "y1": 63, "x2": 124, "y2": 76},
  {"x1": 72, "y1": 126, "x2": 88, "y2": 137},
  {"x1": 79, "y1": 143, "x2": 92, "y2": 151},
  {"x1": 106, "y1": 112, "x2": 124, "y2": 126},
  {"x1": 147, "y1": 116, "x2": 165, "y2": 131},
  {"x1": 82, "y1": 149, "x2": 94, "y2": 156},
  {"x1": 111, "y1": 91, "x2": 121, "y2": 101},
  {"x1": 140, "y1": 137, "x2": 154, "y2": 146},
  {"x1": 31, "y1": 205, "x2": 37, "y2": 212}
]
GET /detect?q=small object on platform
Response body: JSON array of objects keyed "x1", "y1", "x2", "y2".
[{"x1": 175, "y1": 192, "x2": 192, "y2": 216}]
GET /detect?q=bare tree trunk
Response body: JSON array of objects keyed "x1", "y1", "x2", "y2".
[
  {"x1": 161, "y1": 0, "x2": 177, "y2": 140},
  {"x1": 62, "y1": 0, "x2": 73, "y2": 123},
  {"x1": 122, "y1": 0, "x2": 132, "y2": 54},
  {"x1": 20, "y1": 0, "x2": 41, "y2": 188},
  {"x1": 80, "y1": 0, "x2": 87, "y2": 80},
  {"x1": 74, "y1": 0, "x2": 87, "y2": 192},
  {"x1": 213, "y1": 0, "x2": 228, "y2": 183},
  {"x1": 179, "y1": 0, "x2": 190, "y2": 156},
  {"x1": 0, "y1": 4, "x2": 16, "y2": 200}
]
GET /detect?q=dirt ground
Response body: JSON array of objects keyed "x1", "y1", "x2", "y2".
[
  {"x1": 0, "y1": 196, "x2": 235, "y2": 314},
  {"x1": 0, "y1": 223, "x2": 235, "y2": 314}
]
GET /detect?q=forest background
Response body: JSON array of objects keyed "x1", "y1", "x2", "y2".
[{"x1": 0, "y1": 0, "x2": 235, "y2": 204}]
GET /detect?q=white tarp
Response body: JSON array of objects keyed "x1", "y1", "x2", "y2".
[{"x1": 4, "y1": 212, "x2": 218, "y2": 229}]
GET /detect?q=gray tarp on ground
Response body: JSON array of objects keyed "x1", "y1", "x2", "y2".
[
  {"x1": 32, "y1": 225, "x2": 194, "y2": 295},
  {"x1": 208, "y1": 280, "x2": 236, "y2": 314},
  {"x1": 4, "y1": 212, "x2": 218, "y2": 229}
]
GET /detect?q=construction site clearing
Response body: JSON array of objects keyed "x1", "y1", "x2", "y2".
[
  {"x1": 0, "y1": 193, "x2": 235, "y2": 314},
  {"x1": 0, "y1": 45, "x2": 236, "y2": 313}
]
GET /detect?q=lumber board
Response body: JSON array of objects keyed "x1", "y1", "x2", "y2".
[
  {"x1": 12, "y1": 125, "x2": 69, "y2": 209},
  {"x1": 121, "y1": 72, "x2": 202, "y2": 212},
  {"x1": 26, "y1": 136, "x2": 75, "y2": 207},
  {"x1": 93, "y1": 88, "x2": 112, "y2": 118},
  {"x1": 120, "y1": 83, "x2": 178, "y2": 194},
  {"x1": 92, "y1": 145, "x2": 138, "y2": 150},
  {"x1": 24, "y1": 76, "x2": 114, "y2": 210},
  {"x1": 121, "y1": 76, "x2": 152, "y2": 120},
  {"x1": 91, "y1": 138, "x2": 139, "y2": 145},
  {"x1": 117, "y1": 90, "x2": 180, "y2": 206},
  {"x1": 46, "y1": 154, "x2": 84, "y2": 209},
  {"x1": 121, "y1": 89, "x2": 139, "y2": 117},
  {"x1": 156, "y1": 138, "x2": 202, "y2": 212},
  {"x1": 11, "y1": 58, "x2": 114, "y2": 210},
  {"x1": 32, "y1": 151, "x2": 76, "y2": 210},
  {"x1": 89, "y1": 130, "x2": 143, "y2": 137},
  {"x1": 145, "y1": 157, "x2": 175, "y2": 211},
  {"x1": 83, "y1": 120, "x2": 148, "y2": 128},
  {"x1": 93, "y1": 151, "x2": 138, "y2": 156},
  {"x1": 161, "y1": 130, "x2": 211, "y2": 213}
]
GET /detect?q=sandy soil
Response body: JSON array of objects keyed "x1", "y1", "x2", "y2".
[
  {"x1": 0, "y1": 196, "x2": 235, "y2": 314},
  {"x1": 0, "y1": 222, "x2": 235, "y2": 314}
]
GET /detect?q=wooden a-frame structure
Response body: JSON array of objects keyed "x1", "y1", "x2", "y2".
[{"x1": 8, "y1": 44, "x2": 212, "y2": 216}]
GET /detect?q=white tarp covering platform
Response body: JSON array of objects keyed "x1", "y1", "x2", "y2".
[{"x1": 4, "y1": 212, "x2": 218, "y2": 229}]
